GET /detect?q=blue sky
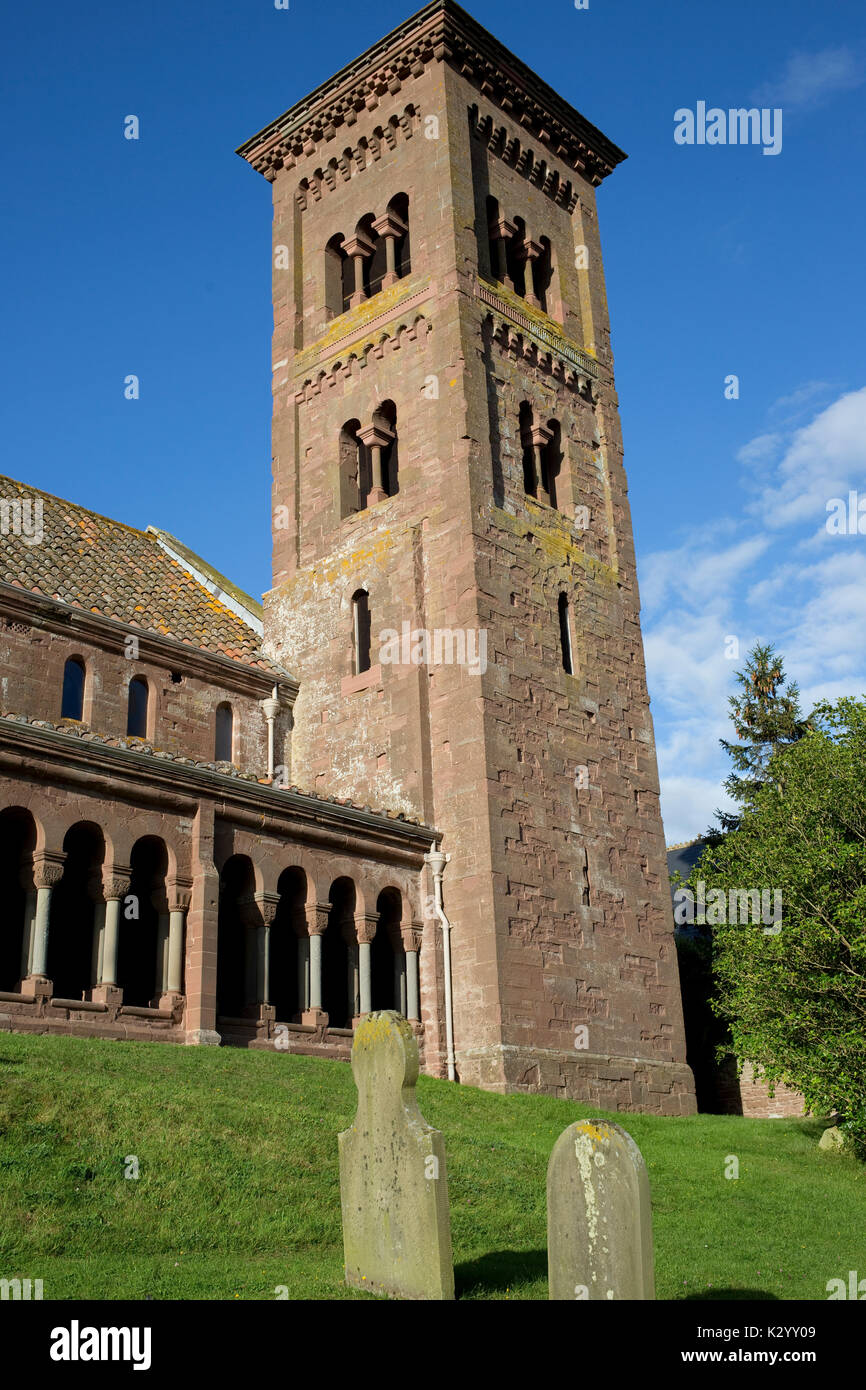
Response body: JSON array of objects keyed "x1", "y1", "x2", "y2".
[{"x1": 2, "y1": 0, "x2": 865, "y2": 843}]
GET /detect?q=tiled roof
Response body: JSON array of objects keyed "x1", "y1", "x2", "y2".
[{"x1": 0, "y1": 475, "x2": 282, "y2": 675}]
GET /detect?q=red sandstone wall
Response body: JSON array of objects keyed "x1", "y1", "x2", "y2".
[
  {"x1": 260, "y1": 56, "x2": 694, "y2": 1112},
  {"x1": 0, "y1": 617, "x2": 283, "y2": 777}
]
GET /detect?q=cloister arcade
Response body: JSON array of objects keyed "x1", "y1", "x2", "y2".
[{"x1": 0, "y1": 800, "x2": 426, "y2": 1048}]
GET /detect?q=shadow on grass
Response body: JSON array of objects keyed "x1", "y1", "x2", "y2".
[
  {"x1": 455, "y1": 1248, "x2": 547, "y2": 1296},
  {"x1": 683, "y1": 1289, "x2": 779, "y2": 1301}
]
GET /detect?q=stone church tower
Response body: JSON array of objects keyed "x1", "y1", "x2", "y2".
[{"x1": 239, "y1": 0, "x2": 695, "y2": 1114}]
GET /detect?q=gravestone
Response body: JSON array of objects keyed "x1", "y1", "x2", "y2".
[
  {"x1": 338, "y1": 1010, "x2": 454, "y2": 1300},
  {"x1": 547, "y1": 1119, "x2": 654, "y2": 1300}
]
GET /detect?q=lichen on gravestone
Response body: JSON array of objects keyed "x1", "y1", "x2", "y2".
[
  {"x1": 338, "y1": 1010, "x2": 454, "y2": 1300},
  {"x1": 547, "y1": 1119, "x2": 654, "y2": 1300}
]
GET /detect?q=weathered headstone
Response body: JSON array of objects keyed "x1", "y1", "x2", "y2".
[
  {"x1": 338, "y1": 1010, "x2": 454, "y2": 1300},
  {"x1": 547, "y1": 1119, "x2": 654, "y2": 1300}
]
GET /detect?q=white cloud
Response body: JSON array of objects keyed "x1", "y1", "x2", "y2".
[
  {"x1": 640, "y1": 531, "x2": 770, "y2": 613},
  {"x1": 658, "y1": 772, "x2": 734, "y2": 846},
  {"x1": 643, "y1": 383, "x2": 866, "y2": 845},
  {"x1": 767, "y1": 380, "x2": 836, "y2": 424},
  {"x1": 749, "y1": 386, "x2": 866, "y2": 529},
  {"x1": 755, "y1": 47, "x2": 863, "y2": 112},
  {"x1": 737, "y1": 432, "x2": 782, "y2": 468}
]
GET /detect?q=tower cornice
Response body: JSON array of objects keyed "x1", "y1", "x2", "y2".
[{"x1": 236, "y1": 0, "x2": 626, "y2": 186}]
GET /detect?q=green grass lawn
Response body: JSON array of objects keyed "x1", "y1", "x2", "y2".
[{"x1": 0, "y1": 1032, "x2": 863, "y2": 1300}]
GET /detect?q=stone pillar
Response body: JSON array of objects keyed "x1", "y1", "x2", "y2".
[
  {"x1": 167, "y1": 909, "x2": 185, "y2": 993},
  {"x1": 488, "y1": 216, "x2": 516, "y2": 287},
  {"x1": 302, "y1": 903, "x2": 329, "y2": 1025},
  {"x1": 309, "y1": 933, "x2": 323, "y2": 1010},
  {"x1": 91, "y1": 902, "x2": 106, "y2": 988},
  {"x1": 372, "y1": 209, "x2": 408, "y2": 288},
  {"x1": 521, "y1": 238, "x2": 543, "y2": 307},
  {"x1": 355, "y1": 913, "x2": 378, "y2": 1018},
  {"x1": 297, "y1": 933, "x2": 310, "y2": 1016},
  {"x1": 93, "y1": 869, "x2": 130, "y2": 1005},
  {"x1": 359, "y1": 943, "x2": 372, "y2": 1015},
  {"x1": 530, "y1": 423, "x2": 554, "y2": 504},
  {"x1": 394, "y1": 954, "x2": 407, "y2": 1016},
  {"x1": 155, "y1": 913, "x2": 170, "y2": 993},
  {"x1": 159, "y1": 883, "x2": 190, "y2": 1009},
  {"x1": 343, "y1": 231, "x2": 375, "y2": 308},
  {"x1": 240, "y1": 894, "x2": 278, "y2": 1020},
  {"x1": 257, "y1": 895, "x2": 279, "y2": 1008},
  {"x1": 357, "y1": 422, "x2": 394, "y2": 505},
  {"x1": 22, "y1": 854, "x2": 63, "y2": 992},
  {"x1": 402, "y1": 924, "x2": 423, "y2": 1022},
  {"x1": 348, "y1": 942, "x2": 360, "y2": 1023}
]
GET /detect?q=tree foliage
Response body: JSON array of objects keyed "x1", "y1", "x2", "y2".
[
  {"x1": 713, "y1": 643, "x2": 811, "y2": 834},
  {"x1": 691, "y1": 696, "x2": 866, "y2": 1155}
]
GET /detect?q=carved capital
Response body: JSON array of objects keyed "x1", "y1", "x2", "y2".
[
  {"x1": 102, "y1": 869, "x2": 132, "y2": 902},
  {"x1": 529, "y1": 423, "x2": 553, "y2": 448},
  {"x1": 401, "y1": 922, "x2": 424, "y2": 954},
  {"x1": 342, "y1": 231, "x2": 376, "y2": 259},
  {"x1": 371, "y1": 209, "x2": 408, "y2": 239},
  {"x1": 32, "y1": 853, "x2": 64, "y2": 890},
  {"x1": 255, "y1": 892, "x2": 280, "y2": 928},
  {"x1": 354, "y1": 912, "x2": 380, "y2": 946},
  {"x1": 305, "y1": 903, "x2": 331, "y2": 936},
  {"x1": 168, "y1": 881, "x2": 193, "y2": 914},
  {"x1": 357, "y1": 421, "x2": 394, "y2": 450},
  {"x1": 488, "y1": 217, "x2": 517, "y2": 241}
]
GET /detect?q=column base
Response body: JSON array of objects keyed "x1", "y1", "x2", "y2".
[
  {"x1": 301, "y1": 1007, "x2": 327, "y2": 1028},
  {"x1": 91, "y1": 984, "x2": 123, "y2": 1007},
  {"x1": 367, "y1": 486, "x2": 388, "y2": 505},
  {"x1": 381, "y1": 271, "x2": 399, "y2": 289},
  {"x1": 156, "y1": 991, "x2": 184, "y2": 1014},
  {"x1": 349, "y1": 291, "x2": 367, "y2": 309},
  {"x1": 20, "y1": 975, "x2": 51, "y2": 1001}
]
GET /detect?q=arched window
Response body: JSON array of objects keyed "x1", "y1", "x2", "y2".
[
  {"x1": 519, "y1": 401, "x2": 536, "y2": 497},
  {"x1": 558, "y1": 593, "x2": 574, "y2": 675},
  {"x1": 486, "y1": 195, "x2": 502, "y2": 282},
  {"x1": 340, "y1": 419, "x2": 367, "y2": 516},
  {"x1": 325, "y1": 233, "x2": 352, "y2": 318},
  {"x1": 61, "y1": 657, "x2": 85, "y2": 720},
  {"x1": 356, "y1": 214, "x2": 380, "y2": 299},
  {"x1": 533, "y1": 236, "x2": 557, "y2": 316},
  {"x1": 388, "y1": 193, "x2": 411, "y2": 280},
  {"x1": 541, "y1": 419, "x2": 562, "y2": 512},
  {"x1": 507, "y1": 217, "x2": 527, "y2": 298},
  {"x1": 215, "y1": 702, "x2": 233, "y2": 762},
  {"x1": 374, "y1": 400, "x2": 399, "y2": 497},
  {"x1": 127, "y1": 676, "x2": 149, "y2": 737},
  {"x1": 352, "y1": 590, "x2": 371, "y2": 675}
]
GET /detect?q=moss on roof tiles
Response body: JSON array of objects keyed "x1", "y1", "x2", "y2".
[{"x1": 0, "y1": 474, "x2": 281, "y2": 675}]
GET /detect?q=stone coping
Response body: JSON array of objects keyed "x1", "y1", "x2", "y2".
[{"x1": 0, "y1": 710, "x2": 438, "y2": 845}]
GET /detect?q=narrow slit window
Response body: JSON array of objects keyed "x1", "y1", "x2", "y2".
[
  {"x1": 61, "y1": 657, "x2": 85, "y2": 720},
  {"x1": 215, "y1": 702, "x2": 233, "y2": 761},
  {"x1": 558, "y1": 593, "x2": 574, "y2": 675},
  {"x1": 127, "y1": 676, "x2": 149, "y2": 737},
  {"x1": 353, "y1": 590, "x2": 371, "y2": 675}
]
